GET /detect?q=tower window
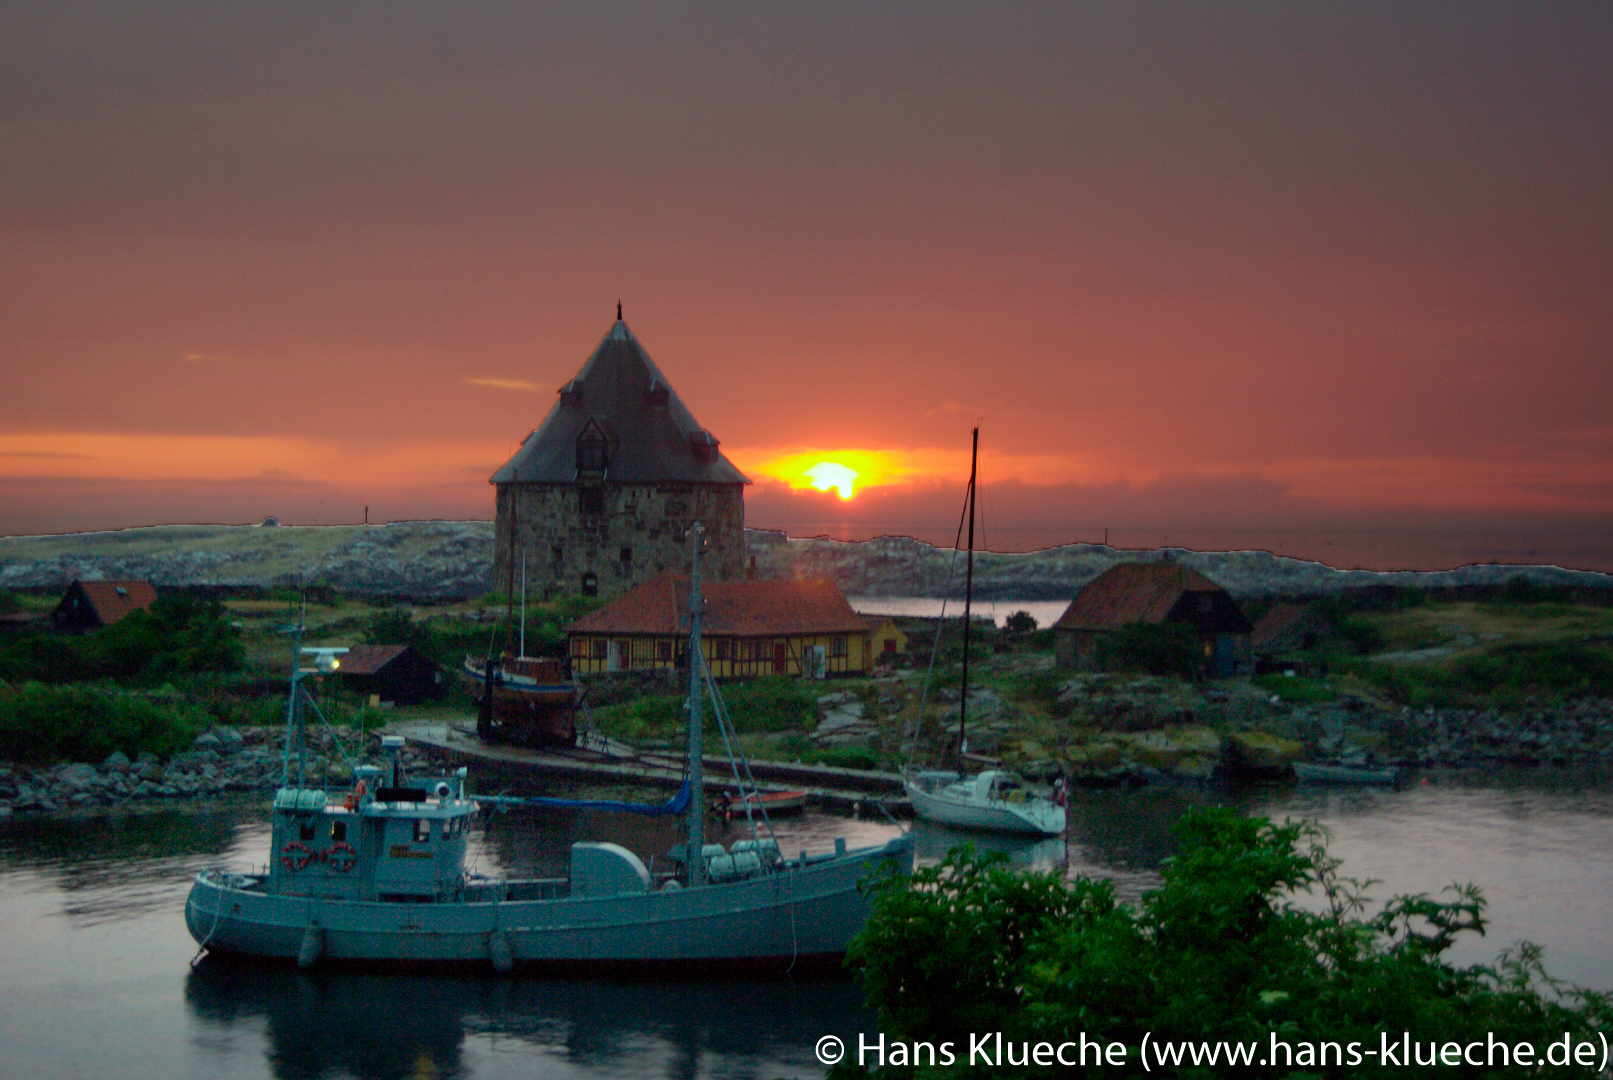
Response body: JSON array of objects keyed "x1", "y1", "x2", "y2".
[
  {"x1": 619, "y1": 547, "x2": 632, "y2": 566},
  {"x1": 551, "y1": 545, "x2": 564, "y2": 567},
  {"x1": 581, "y1": 573, "x2": 598, "y2": 597},
  {"x1": 580, "y1": 487, "x2": 604, "y2": 515}
]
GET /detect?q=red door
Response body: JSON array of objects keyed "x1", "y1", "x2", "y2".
[{"x1": 772, "y1": 642, "x2": 788, "y2": 674}]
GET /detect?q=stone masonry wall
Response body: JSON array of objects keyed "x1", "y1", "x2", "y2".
[{"x1": 494, "y1": 482, "x2": 745, "y2": 598}]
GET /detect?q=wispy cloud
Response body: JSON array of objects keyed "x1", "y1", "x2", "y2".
[
  {"x1": 464, "y1": 377, "x2": 550, "y2": 393},
  {"x1": 182, "y1": 352, "x2": 235, "y2": 365}
]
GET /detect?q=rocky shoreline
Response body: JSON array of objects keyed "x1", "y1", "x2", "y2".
[
  {"x1": 0, "y1": 726, "x2": 431, "y2": 816},
  {"x1": 3, "y1": 691, "x2": 1610, "y2": 817}
]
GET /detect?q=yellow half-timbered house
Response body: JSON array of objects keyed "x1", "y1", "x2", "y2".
[{"x1": 565, "y1": 571, "x2": 873, "y2": 679}]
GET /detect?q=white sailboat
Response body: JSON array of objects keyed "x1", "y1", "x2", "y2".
[
  {"x1": 186, "y1": 526, "x2": 913, "y2": 972},
  {"x1": 902, "y1": 429, "x2": 1066, "y2": 837}
]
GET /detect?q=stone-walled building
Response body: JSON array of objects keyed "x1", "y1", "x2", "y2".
[{"x1": 490, "y1": 313, "x2": 748, "y2": 598}]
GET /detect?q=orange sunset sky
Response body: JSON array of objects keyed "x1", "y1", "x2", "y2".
[{"x1": 3, "y1": 4, "x2": 1611, "y2": 570}]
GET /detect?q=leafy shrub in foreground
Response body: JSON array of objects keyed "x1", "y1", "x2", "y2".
[{"x1": 844, "y1": 809, "x2": 1611, "y2": 1078}]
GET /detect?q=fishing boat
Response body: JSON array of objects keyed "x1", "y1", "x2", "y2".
[
  {"x1": 186, "y1": 527, "x2": 914, "y2": 972},
  {"x1": 901, "y1": 429, "x2": 1066, "y2": 837}
]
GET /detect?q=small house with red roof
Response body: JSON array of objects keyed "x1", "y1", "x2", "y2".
[
  {"x1": 1052, "y1": 561, "x2": 1251, "y2": 676},
  {"x1": 565, "y1": 572, "x2": 874, "y2": 679},
  {"x1": 52, "y1": 579, "x2": 158, "y2": 631}
]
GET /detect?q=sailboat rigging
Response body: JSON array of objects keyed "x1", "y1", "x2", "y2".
[{"x1": 903, "y1": 428, "x2": 1066, "y2": 837}]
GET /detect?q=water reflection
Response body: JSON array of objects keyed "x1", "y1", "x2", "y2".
[
  {"x1": 0, "y1": 798, "x2": 266, "y2": 924},
  {"x1": 911, "y1": 819, "x2": 1067, "y2": 871},
  {"x1": 186, "y1": 959, "x2": 873, "y2": 1080}
]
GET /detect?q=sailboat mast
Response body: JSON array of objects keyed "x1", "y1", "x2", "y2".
[
  {"x1": 519, "y1": 552, "x2": 527, "y2": 657},
  {"x1": 958, "y1": 427, "x2": 978, "y2": 778},
  {"x1": 686, "y1": 523, "x2": 706, "y2": 886}
]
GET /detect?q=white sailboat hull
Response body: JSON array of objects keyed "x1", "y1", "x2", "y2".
[
  {"x1": 187, "y1": 833, "x2": 914, "y2": 972},
  {"x1": 904, "y1": 778, "x2": 1065, "y2": 836}
]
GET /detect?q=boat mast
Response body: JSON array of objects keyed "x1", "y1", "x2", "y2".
[
  {"x1": 686, "y1": 523, "x2": 706, "y2": 885},
  {"x1": 519, "y1": 551, "x2": 527, "y2": 657},
  {"x1": 280, "y1": 613, "x2": 306, "y2": 790},
  {"x1": 958, "y1": 427, "x2": 978, "y2": 779}
]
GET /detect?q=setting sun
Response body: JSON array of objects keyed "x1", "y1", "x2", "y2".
[{"x1": 803, "y1": 461, "x2": 859, "y2": 499}]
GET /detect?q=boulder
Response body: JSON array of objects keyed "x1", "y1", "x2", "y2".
[{"x1": 54, "y1": 763, "x2": 101, "y2": 791}]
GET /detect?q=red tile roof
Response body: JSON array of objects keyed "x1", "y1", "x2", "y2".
[
  {"x1": 335, "y1": 644, "x2": 411, "y2": 676},
  {"x1": 1052, "y1": 562, "x2": 1229, "y2": 632},
  {"x1": 566, "y1": 572, "x2": 869, "y2": 637},
  {"x1": 70, "y1": 580, "x2": 158, "y2": 626}
]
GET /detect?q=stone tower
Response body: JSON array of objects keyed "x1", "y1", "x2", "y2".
[{"x1": 490, "y1": 315, "x2": 748, "y2": 599}]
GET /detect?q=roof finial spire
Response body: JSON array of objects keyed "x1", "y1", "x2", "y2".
[{"x1": 617, "y1": 300, "x2": 622, "y2": 321}]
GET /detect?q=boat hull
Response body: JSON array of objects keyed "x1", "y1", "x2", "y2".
[
  {"x1": 1292, "y1": 762, "x2": 1402, "y2": 786},
  {"x1": 187, "y1": 834, "x2": 914, "y2": 972},
  {"x1": 904, "y1": 781, "x2": 1065, "y2": 836},
  {"x1": 463, "y1": 657, "x2": 578, "y2": 747}
]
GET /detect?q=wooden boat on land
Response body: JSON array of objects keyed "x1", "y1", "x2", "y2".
[
  {"x1": 462, "y1": 654, "x2": 580, "y2": 747},
  {"x1": 1293, "y1": 761, "x2": 1404, "y2": 786},
  {"x1": 186, "y1": 527, "x2": 913, "y2": 972}
]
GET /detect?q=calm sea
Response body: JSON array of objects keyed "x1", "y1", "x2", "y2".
[{"x1": 0, "y1": 767, "x2": 1608, "y2": 1079}]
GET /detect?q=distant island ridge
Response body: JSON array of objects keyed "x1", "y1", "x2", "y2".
[{"x1": 1, "y1": 521, "x2": 1608, "y2": 601}]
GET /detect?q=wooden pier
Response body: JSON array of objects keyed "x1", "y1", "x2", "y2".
[{"x1": 393, "y1": 722, "x2": 911, "y2": 819}]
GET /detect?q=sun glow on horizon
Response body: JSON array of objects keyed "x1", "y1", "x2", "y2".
[{"x1": 803, "y1": 461, "x2": 859, "y2": 499}]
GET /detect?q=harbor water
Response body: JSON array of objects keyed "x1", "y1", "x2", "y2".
[{"x1": 0, "y1": 767, "x2": 1608, "y2": 1078}]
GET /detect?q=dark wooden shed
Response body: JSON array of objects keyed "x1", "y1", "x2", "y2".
[
  {"x1": 1251, "y1": 604, "x2": 1340, "y2": 670},
  {"x1": 1053, "y1": 561, "x2": 1252, "y2": 676},
  {"x1": 335, "y1": 644, "x2": 441, "y2": 706}
]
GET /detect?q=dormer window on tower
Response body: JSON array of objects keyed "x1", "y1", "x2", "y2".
[
  {"x1": 576, "y1": 421, "x2": 611, "y2": 474},
  {"x1": 688, "y1": 429, "x2": 719, "y2": 464}
]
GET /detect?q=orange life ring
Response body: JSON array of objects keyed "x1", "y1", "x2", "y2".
[
  {"x1": 326, "y1": 841, "x2": 359, "y2": 873},
  {"x1": 280, "y1": 840, "x2": 314, "y2": 872}
]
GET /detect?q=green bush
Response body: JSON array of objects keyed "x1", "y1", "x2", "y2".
[
  {"x1": 1352, "y1": 640, "x2": 1613, "y2": 708},
  {"x1": 1095, "y1": 621, "x2": 1201, "y2": 679},
  {"x1": 1251, "y1": 672, "x2": 1337, "y2": 703},
  {"x1": 1308, "y1": 598, "x2": 1388, "y2": 655},
  {"x1": 723, "y1": 676, "x2": 817, "y2": 732},
  {"x1": 844, "y1": 809, "x2": 1611, "y2": 1079},
  {"x1": 0, "y1": 595, "x2": 244, "y2": 686},
  {"x1": 0, "y1": 682, "x2": 207, "y2": 764},
  {"x1": 804, "y1": 744, "x2": 884, "y2": 771},
  {"x1": 1003, "y1": 611, "x2": 1038, "y2": 633}
]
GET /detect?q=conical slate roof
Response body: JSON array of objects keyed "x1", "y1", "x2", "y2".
[{"x1": 490, "y1": 319, "x2": 748, "y2": 485}]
